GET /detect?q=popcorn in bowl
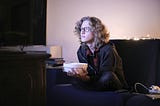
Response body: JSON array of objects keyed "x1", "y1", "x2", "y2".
[{"x1": 63, "y1": 63, "x2": 88, "y2": 73}]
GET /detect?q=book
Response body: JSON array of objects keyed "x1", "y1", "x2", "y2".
[{"x1": 46, "y1": 58, "x2": 65, "y2": 67}]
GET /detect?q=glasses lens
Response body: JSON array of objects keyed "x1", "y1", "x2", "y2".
[{"x1": 81, "y1": 27, "x2": 91, "y2": 32}]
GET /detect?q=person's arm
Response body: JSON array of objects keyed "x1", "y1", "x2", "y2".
[
  {"x1": 98, "y1": 46, "x2": 115, "y2": 73},
  {"x1": 66, "y1": 46, "x2": 90, "y2": 81},
  {"x1": 77, "y1": 46, "x2": 98, "y2": 81},
  {"x1": 98, "y1": 45, "x2": 128, "y2": 89}
]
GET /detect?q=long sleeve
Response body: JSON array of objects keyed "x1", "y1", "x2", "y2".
[{"x1": 77, "y1": 45, "x2": 97, "y2": 77}]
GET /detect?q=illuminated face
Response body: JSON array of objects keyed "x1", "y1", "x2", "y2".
[{"x1": 80, "y1": 20, "x2": 94, "y2": 43}]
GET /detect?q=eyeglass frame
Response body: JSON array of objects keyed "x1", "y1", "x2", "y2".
[{"x1": 80, "y1": 27, "x2": 92, "y2": 32}]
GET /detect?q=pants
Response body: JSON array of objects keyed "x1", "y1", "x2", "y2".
[{"x1": 71, "y1": 71, "x2": 123, "y2": 91}]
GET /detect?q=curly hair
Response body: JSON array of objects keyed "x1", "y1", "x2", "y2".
[{"x1": 74, "y1": 16, "x2": 110, "y2": 49}]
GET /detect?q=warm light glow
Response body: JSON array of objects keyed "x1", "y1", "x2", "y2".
[{"x1": 133, "y1": 37, "x2": 140, "y2": 41}]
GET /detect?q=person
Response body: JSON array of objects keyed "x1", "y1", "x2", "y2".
[{"x1": 67, "y1": 16, "x2": 128, "y2": 91}]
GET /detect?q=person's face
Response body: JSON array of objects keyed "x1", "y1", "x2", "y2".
[{"x1": 80, "y1": 20, "x2": 94, "y2": 43}]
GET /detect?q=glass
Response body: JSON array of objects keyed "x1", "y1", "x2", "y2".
[{"x1": 80, "y1": 27, "x2": 92, "y2": 32}]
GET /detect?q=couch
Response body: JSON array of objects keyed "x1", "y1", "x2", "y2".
[{"x1": 46, "y1": 39, "x2": 160, "y2": 106}]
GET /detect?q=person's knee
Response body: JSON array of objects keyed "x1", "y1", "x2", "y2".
[
  {"x1": 97, "y1": 71, "x2": 122, "y2": 90},
  {"x1": 99, "y1": 71, "x2": 117, "y2": 82}
]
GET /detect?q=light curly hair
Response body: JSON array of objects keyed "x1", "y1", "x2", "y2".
[{"x1": 74, "y1": 16, "x2": 110, "y2": 49}]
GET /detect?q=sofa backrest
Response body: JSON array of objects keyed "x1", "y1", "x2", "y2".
[{"x1": 111, "y1": 39, "x2": 160, "y2": 89}]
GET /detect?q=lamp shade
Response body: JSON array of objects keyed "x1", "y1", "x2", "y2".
[{"x1": 48, "y1": 46, "x2": 62, "y2": 58}]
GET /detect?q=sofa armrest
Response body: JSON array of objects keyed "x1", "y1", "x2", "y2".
[{"x1": 46, "y1": 66, "x2": 72, "y2": 87}]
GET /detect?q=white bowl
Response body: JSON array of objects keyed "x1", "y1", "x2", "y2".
[{"x1": 63, "y1": 63, "x2": 88, "y2": 72}]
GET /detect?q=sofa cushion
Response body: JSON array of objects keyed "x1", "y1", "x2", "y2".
[
  {"x1": 47, "y1": 85, "x2": 126, "y2": 106},
  {"x1": 126, "y1": 94, "x2": 160, "y2": 106}
]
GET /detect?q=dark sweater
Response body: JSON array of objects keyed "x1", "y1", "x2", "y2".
[{"x1": 75, "y1": 41, "x2": 128, "y2": 90}]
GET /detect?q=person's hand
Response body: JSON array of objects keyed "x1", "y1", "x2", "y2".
[
  {"x1": 66, "y1": 68, "x2": 78, "y2": 76},
  {"x1": 67, "y1": 68, "x2": 90, "y2": 81}
]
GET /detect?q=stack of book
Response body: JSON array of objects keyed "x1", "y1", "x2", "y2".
[{"x1": 46, "y1": 58, "x2": 65, "y2": 67}]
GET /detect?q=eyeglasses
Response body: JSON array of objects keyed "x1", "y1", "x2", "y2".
[{"x1": 80, "y1": 27, "x2": 92, "y2": 32}]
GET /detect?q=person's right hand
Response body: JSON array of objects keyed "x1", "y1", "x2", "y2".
[{"x1": 66, "y1": 68, "x2": 78, "y2": 76}]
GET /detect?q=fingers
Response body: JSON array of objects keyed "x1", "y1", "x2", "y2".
[
  {"x1": 67, "y1": 68, "x2": 76, "y2": 76},
  {"x1": 66, "y1": 68, "x2": 88, "y2": 78},
  {"x1": 82, "y1": 68, "x2": 88, "y2": 74},
  {"x1": 67, "y1": 71, "x2": 74, "y2": 76}
]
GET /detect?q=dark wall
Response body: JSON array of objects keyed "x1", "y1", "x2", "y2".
[{"x1": 0, "y1": 0, "x2": 46, "y2": 46}]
